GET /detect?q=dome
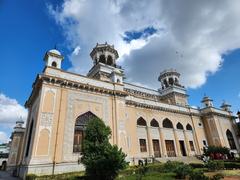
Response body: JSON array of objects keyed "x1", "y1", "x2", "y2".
[{"x1": 48, "y1": 49, "x2": 61, "y2": 56}]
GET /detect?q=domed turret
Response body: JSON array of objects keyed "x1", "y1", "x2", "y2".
[
  {"x1": 201, "y1": 95, "x2": 213, "y2": 107},
  {"x1": 90, "y1": 42, "x2": 119, "y2": 67},
  {"x1": 44, "y1": 48, "x2": 64, "y2": 69},
  {"x1": 220, "y1": 101, "x2": 231, "y2": 112},
  {"x1": 158, "y1": 69, "x2": 188, "y2": 106},
  {"x1": 158, "y1": 69, "x2": 183, "y2": 89},
  {"x1": 87, "y1": 42, "x2": 124, "y2": 83}
]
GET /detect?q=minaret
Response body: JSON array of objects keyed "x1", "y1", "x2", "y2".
[
  {"x1": 7, "y1": 118, "x2": 25, "y2": 171},
  {"x1": 87, "y1": 42, "x2": 124, "y2": 83},
  {"x1": 44, "y1": 49, "x2": 64, "y2": 69},
  {"x1": 201, "y1": 95, "x2": 213, "y2": 107},
  {"x1": 220, "y1": 101, "x2": 231, "y2": 112},
  {"x1": 158, "y1": 69, "x2": 188, "y2": 106}
]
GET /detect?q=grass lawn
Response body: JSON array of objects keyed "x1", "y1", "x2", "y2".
[{"x1": 116, "y1": 172, "x2": 175, "y2": 180}]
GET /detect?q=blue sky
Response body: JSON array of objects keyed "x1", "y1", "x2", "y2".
[{"x1": 0, "y1": 0, "x2": 240, "y2": 143}]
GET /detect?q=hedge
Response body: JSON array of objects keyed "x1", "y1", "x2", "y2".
[{"x1": 224, "y1": 162, "x2": 240, "y2": 169}]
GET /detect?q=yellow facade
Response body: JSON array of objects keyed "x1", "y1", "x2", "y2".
[{"x1": 9, "y1": 44, "x2": 240, "y2": 178}]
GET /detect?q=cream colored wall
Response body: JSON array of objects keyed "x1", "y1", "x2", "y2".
[
  {"x1": 30, "y1": 84, "x2": 118, "y2": 164},
  {"x1": 122, "y1": 105, "x2": 206, "y2": 158},
  {"x1": 216, "y1": 116, "x2": 239, "y2": 150},
  {"x1": 21, "y1": 89, "x2": 42, "y2": 166},
  {"x1": 24, "y1": 79, "x2": 239, "y2": 174}
]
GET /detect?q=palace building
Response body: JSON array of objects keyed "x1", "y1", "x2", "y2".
[{"x1": 8, "y1": 43, "x2": 240, "y2": 178}]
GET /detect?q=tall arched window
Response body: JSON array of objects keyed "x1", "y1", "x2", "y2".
[
  {"x1": 176, "y1": 122, "x2": 184, "y2": 130},
  {"x1": 107, "y1": 55, "x2": 113, "y2": 65},
  {"x1": 25, "y1": 119, "x2": 34, "y2": 157},
  {"x1": 99, "y1": 55, "x2": 106, "y2": 63},
  {"x1": 137, "y1": 117, "x2": 147, "y2": 126},
  {"x1": 169, "y1": 78, "x2": 174, "y2": 85},
  {"x1": 186, "y1": 124, "x2": 193, "y2": 131},
  {"x1": 226, "y1": 129, "x2": 237, "y2": 149},
  {"x1": 150, "y1": 119, "x2": 159, "y2": 127},
  {"x1": 162, "y1": 118, "x2": 173, "y2": 128},
  {"x1": 73, "y1": 111, "x2": 98, "y2": 153}
]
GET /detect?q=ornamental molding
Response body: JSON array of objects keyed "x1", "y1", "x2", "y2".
[
  {"x1": 62, "y1": 91, "x2": 110, "y2": 161},
  {"x1": 126, "y1": 100, "x2": 200, "y2": 117},
  {"x1": 40, "y1": 74, "x2": 127, "y2": 97}
]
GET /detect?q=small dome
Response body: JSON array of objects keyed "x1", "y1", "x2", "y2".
[{"x1": 49, "y1": 49, "x2": 61, "y2": 56}]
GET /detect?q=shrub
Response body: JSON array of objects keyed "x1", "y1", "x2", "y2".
[
  {"x1": 162, "y1": 161, "x2": 183, "y2": 172},
  {"x1": 204, "y1": 146, "x2": 230, "y2": 160},
  {"x1": 161, "y1": 161, "x2": 193, "y2": 179},
  {"x1": 174, "y1": 163, "x2": 192, "y2": 179},
  {"x1": 26, "y1": 174, "x2": 37, "y2": 180},
  {"x1": 211, "y1": 173, "x2": 224, "y2": 180},
  {"x1": 135, "y1": 166, "x2": 148, "y2": 179},
  {"x1": 224, "y1": 162, "x2": 240, "y2": 169},
  {"x1": 205, "y1": 160, "x2": 224, "y2": 171},
  {"x1": 146, "y1": 163, "x2": 164, "y2": 173},
  {"x1": 189, "y1": 163, "x2": 204, "y2": 169},
  {"x1": 189, "y1": 170, "x2": 209, "y2": 180},
  {"x1": 82, "y1": 117, "x2": 128, "y2": 180}
]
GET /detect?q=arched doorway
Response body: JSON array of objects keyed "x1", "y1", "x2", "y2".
[{"x1": 73, "y1": 111, "x2": 99, "y2": 153}]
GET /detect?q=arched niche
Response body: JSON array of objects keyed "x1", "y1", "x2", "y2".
[
  {"x1": 36, "y1": 128, "x2": 50, "y2": 156},
  {"x1": 162, "y1": 118, "x2": 173, "y2": 128},
  {"x1": 186, "y1": 124, "x2": 193, "y2": 131},
  {"x1": 42, "y1": 90, "x2": 55, "y2": 113},
  {"x1": 176, "y1": 122, "x2": 184, "y2": 130},
  {"x1": 226, "y1": 129, "x2": 237, "y2": 149},
  {"x1": 150, "y1": 119, "x2": 159, "y2": 127},
  {"x1": 137, "y1": 117, "x2": 147, "y2": 126}
]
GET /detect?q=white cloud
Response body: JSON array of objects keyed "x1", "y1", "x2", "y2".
[
  {"x1": 48, "y1": 0, "x2": 240, "y2": 89},
  {"x1": 0, "y1": 131, "x2": 9, "y2": 143},
  {"x1": 72, "y1": 46, "x2": 81, "y2": 56},
  {"x1": 0, "y1": 93, "x2": 27, "y2": 127}
]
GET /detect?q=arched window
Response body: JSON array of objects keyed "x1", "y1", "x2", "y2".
[
  {"x1": 99, "y1": 55, "x2": 106, "y2": 63},
  {"x1": 186, "y1": 124, "x2": 193, "y2": 131},
  {"x1": 169, "y1": 78, "x2": 174, "y2": 85},
  {"x1": 226, "y1": 129, "x2": 237, "y2": 149},
  {"x1": 164, "y1": 79, "x2": 168, "y2": 88},
  {"x1": 176, "y1": 122, "x2": 184, "y2": 130},
  {"x1": 150, "y1": 119, "x2": 159, "y2": 127},
  {"x1": 107, "y1": 55, "x2": 113, "y2": 65},
  {"x1": 51, "y1": 61, "x2": 57, "y2": 67},
  {"x1": 175, "y1": 78, "x2": 179, "y2": 84},
  {"x1": 73, "y1": 111, "x2": 98, "y2": 153},
  {"x1": 162, "y1": 118, "x2": 173, "y2": 128},
  {"x1": 137, "y1": 117, "x2": 147, "y2": 126},
  {"x1": 25, "y1": 119, "x2": 34, "y2": 157}
]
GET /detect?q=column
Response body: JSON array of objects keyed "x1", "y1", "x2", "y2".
[
  {"x1": 159, "y1": 127, "x2": 167, "y2": 157},
  {"x1": 173, "y1": 129, "x2": 181, "y2": 156},
  {"x1": 183, "y1": 130, "x2": 191, "y2": 156},
  {"x1": 192, "y1": 130, "x2": 201, "y2": 155},
  {"x1": 146, "y1": 126, "x2": 153, "y2": 156}
]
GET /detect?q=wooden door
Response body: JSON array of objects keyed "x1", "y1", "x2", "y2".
[
  {"x1": 152, "y1": 139, "x2": 161, "y2": 157},
  {"x1": 165, "y1": 140, "x2": 176, "y2": 157}
]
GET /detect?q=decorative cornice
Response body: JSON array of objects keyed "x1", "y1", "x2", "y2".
[
  {"x1": 40, "y1": 74, "x2": 127, "y2": 96},
  {"x1": 124, "y1": 88, "x2": 161, "y2": 102},
  {"x1": 125, "y1": 100, "x2": 200, "y2": 117}
]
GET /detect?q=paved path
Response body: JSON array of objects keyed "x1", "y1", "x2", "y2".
[{"x1": 0, "y1": 171, "x2": 20, "y2": 180}]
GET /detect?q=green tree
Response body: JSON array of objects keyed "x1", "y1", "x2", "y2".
[{"x1": 82, "y1": 117, "x2": 128, "y2": 180}]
